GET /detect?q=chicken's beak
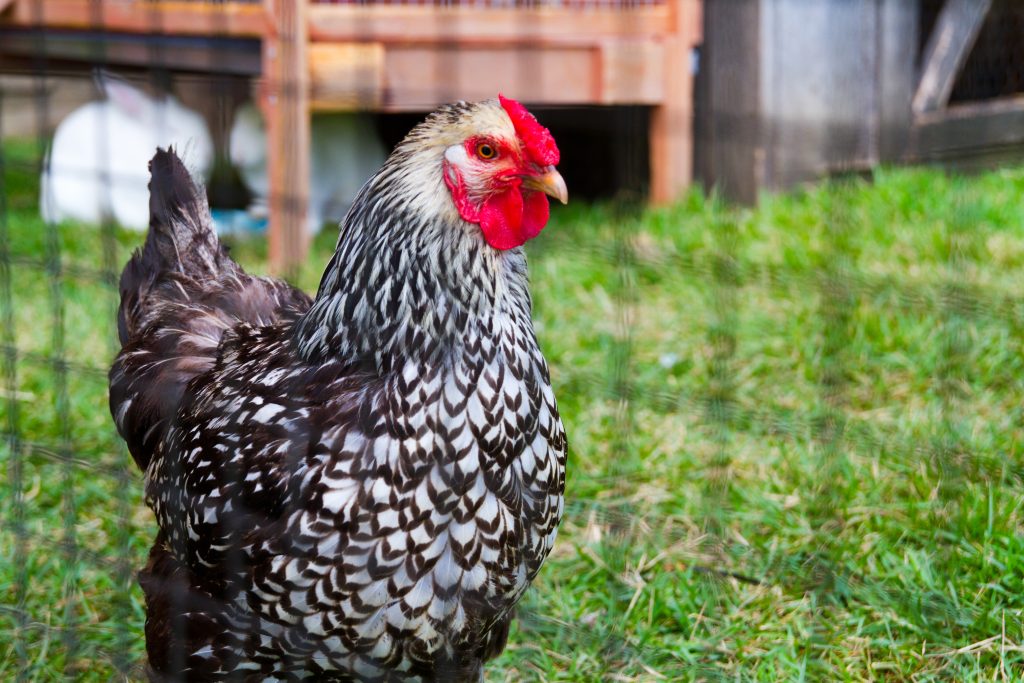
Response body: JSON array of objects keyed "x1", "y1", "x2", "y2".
[{"x1": 523, "y1": 167, "x2": 568, "y2": 205}]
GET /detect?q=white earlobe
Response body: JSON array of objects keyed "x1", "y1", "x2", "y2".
[{"x1": 444, "y1": 144, "x2": 470, "y2": 167}]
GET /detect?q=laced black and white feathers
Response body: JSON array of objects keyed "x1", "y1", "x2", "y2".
[{"x1": 110, "y1": 99, "x2": 566, "y2": 682}]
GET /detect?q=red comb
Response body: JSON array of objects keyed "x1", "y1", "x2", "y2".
[{"x1": 499, "y1": 94, "x2": 560, "y2": 167}]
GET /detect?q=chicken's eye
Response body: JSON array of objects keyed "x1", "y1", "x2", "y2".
[{"x1": 476, "y1": 143, "x2": 497, "y2": 160}]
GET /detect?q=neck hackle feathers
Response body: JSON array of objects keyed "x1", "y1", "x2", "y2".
[{"x1": 297, "y1": 96, "x2": 564, "y2": 362}]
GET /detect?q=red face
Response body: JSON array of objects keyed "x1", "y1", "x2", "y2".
[{"x1": 443, "y1": 96, "x2": 567, "y2": 251}]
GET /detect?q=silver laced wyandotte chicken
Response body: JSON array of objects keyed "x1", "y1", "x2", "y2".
[{"x1": 109, "y1": 96, "x2": 568, "y2": 682}]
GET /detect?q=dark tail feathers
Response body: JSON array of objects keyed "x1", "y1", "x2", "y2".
[{"x1": 117, "y1": 147, "x2": 234, "y2": 345}]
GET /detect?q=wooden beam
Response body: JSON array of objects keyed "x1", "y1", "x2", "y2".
[
  {"x1": 308, "y1": 4, "x2": 673, "y2": 44},
  {"x1": 6, "y1": 0, "x2": 268, "y2": 37},
  {"x1": 263, "y1": 0, "x2": 309, "y2": 276},
  {"x1": 0, "y1": 30, "x2": 261, "y2": 75},
  {"x1": 649, "y1": 0, "x2": 700, "y2": 204},
  {"x1": 601, "y1": 41, "x2": 664, "y2": 105},
  {"x1": 309, "y1": 42, "x2": 384, "y2": 111},
  {"x1": 381, "y1": 45, "x2": 598, "y2": 111},
  {"x1": 309, "y1": 41, "x2": 668, "y2": 112},
  {"x1": 910, "y1": 95, "x2": 1024, "y2": 160},
  {"x1": 913, "y1": 0, "x2": 992, "y2": 115},
  {"x1": 4, "y1": 1, "x2": 693, "y2": 46}
]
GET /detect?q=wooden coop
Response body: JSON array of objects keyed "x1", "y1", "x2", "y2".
[
  {"x1": 698, "y1": 0, "x2": 1024, "y2": 202},
  {"x1": 0, "y1": 0, "x2": 702, "y2": 273}
]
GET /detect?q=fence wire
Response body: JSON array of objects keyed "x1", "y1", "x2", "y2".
[{"x1": 3, "y1": 0, "x2": 1024, "y2": 681}]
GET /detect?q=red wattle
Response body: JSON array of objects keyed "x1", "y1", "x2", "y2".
[
  {"x1": 520, "y1": 190, "x2": 550, "y2": 241},
  {"x1": 446, "y1": 163, "x2": 551, "y2": 251},
  {"x1": 480, "y1": 188, "x2": 525, "y2": 250},
  {"x1": 478, "y1": 188, "x2": 550, "y2": 250}
]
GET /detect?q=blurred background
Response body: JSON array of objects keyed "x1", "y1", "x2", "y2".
[{"x1": 3, "y1": 0, "x2": 1024, "y2": 679}]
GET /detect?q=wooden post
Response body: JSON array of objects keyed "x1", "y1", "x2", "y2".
[
  {"x1": 263, "y1": 0, "x2": 310, "y2": 276},
  {"x1": 699, "y1": 0, "x2": 761, "y2": 204},
  {"x1": 876, "y1": 0, "x2": 920, "y2": 163},
  {"x1": 649, "y1": 0, "x2": 699, "y2": 204}
]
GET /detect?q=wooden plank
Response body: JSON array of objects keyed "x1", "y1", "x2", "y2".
[
  {"x1": 600, "y1": 41, "x2": 664, "y2": 105},
  {"x1": 308, "y1": 4, "x2": 673, "y2": 44},
  {"x1": 913, "y1": 0, "x2": 992, "y2": 115},
  {"x1": 381, "y1": 45, "x2": 599, "y2": 111},
  {"x1": 698, "y1": 0, "x2": 761, "y2": 203},
  {"x1": 7, "y1": 0, "x2": 268, "y2": 36},
  {"x1": 910, "y1": 95, "x2": 1024, "y2": 160},
  {"x1": 6, "y1": 1, "x2": 692, "y2": 44},
  {"x1": 309, "y1": 42, "x2": 384, "y2": 111},
  {"x1": 753, "y1": 0, "x2": 879, "y2": 190},
  {"x1": 876, "y1": 0, "x2": 919, "y2": 162},
  {"x1": 263, "y1": 0, "x2": 310, "y2": 276},
  {"x1": 0, "y1": 30, "x2": 261, "y2": 75},
  {"x1": 649, "y1": 0, "x2": 699, "y2": 203},
  {"x1": 310, "y1": 41, "x2": 670, "y2": 111}
]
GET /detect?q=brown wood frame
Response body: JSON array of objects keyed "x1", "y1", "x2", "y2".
[{"x1": 6, "y1": 0, "x2": 268, "y2": 36}]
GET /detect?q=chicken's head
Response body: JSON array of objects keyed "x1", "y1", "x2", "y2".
[{"x1": 436, "y1": 95, "x2": 567, "y2": 250}]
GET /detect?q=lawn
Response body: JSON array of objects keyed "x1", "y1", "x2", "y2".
[{"x1": 2, "y1": 136, "x2": 1024, "y2": 681}]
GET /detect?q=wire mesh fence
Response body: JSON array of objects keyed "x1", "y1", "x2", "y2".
[{"x1": 3, "y1": 0, "x2": 1024, "y2": 680}]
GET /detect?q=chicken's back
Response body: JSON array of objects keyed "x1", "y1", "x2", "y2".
[{"x1": 109, "y1": 148, "x2": 310, "y2": 470}]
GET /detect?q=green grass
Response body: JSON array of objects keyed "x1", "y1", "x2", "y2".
[{"x1": 3, "y1": 136, "x2": 1024, "y2": 681}]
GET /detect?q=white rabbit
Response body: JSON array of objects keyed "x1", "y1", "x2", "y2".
[
  {"x1": 40, "y1": 72, "x2": 213, "y2": 231},
  {"x1": 229, "y1": 103, "x2": 386, "y2": 235}
]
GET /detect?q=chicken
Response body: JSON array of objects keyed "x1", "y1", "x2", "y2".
[{"x1": 109, "y1": 96, "x2": 568, "y2": 681}]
